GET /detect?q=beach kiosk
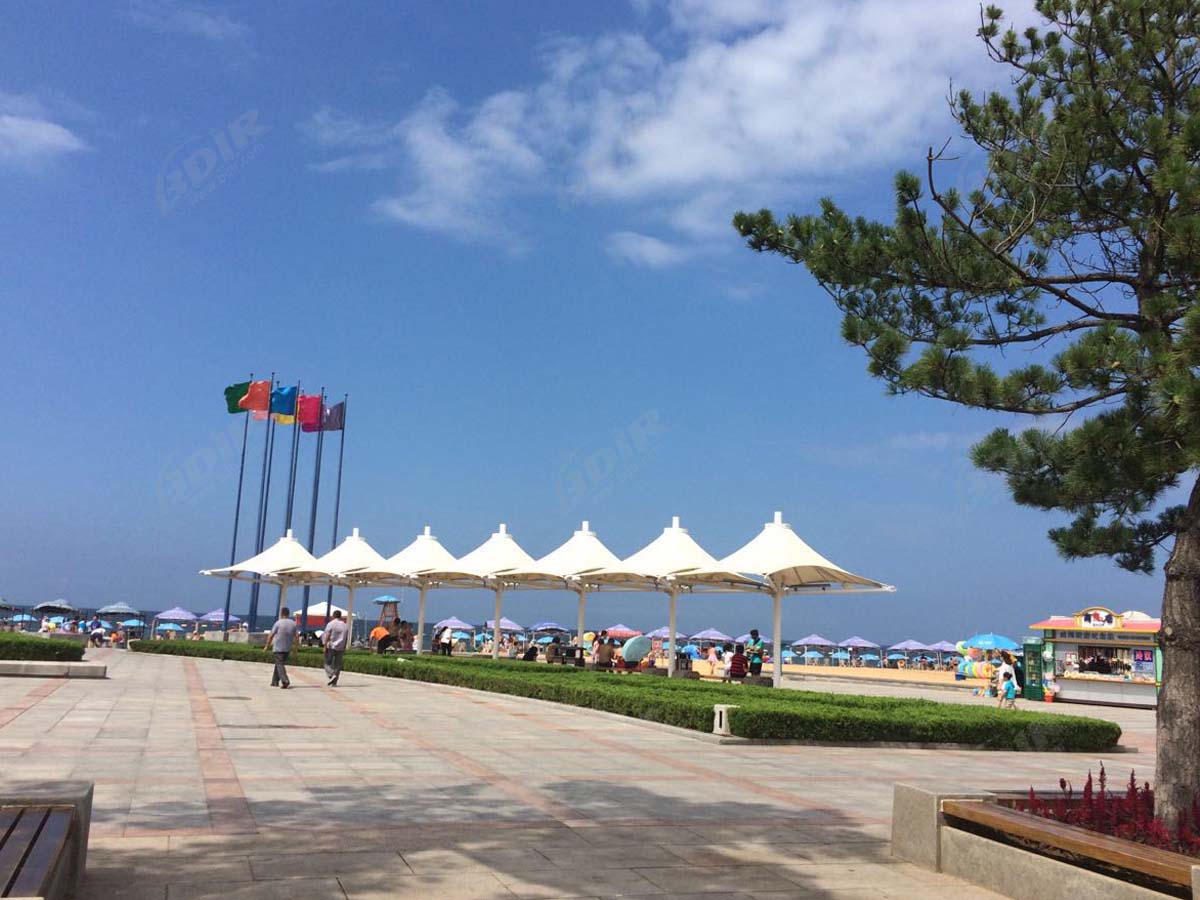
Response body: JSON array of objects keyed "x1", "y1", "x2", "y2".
[{"x1": 1028, "y1": 606, "x2": 1161, "y2": 708}]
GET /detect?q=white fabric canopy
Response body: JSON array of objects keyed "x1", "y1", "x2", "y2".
[
  {"x1": 694, "y1": 511, "x2": 894, "y2": 686},
  {"x1": 502, "y1": 521, "x2": 624, "y2": 643},
  {"x1": 311, "y1": 528, "x2": 386, "y2": 578},
  {"x1": 202, "y1": 530, "x2": 325, "y2": 583},
  {"x1": 293, "y1": 600, "x2": 348, "y2": 618},
  {"x1": 372, "y1": 525, "x2": 462, "y2": 653}
]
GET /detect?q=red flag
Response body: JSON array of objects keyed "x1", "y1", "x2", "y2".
[
  {"x1": 298, "y1": 395, "x2": 322, "y2": 432},
  {"x1": 238, "y1": 380, "x2": 271, "y2": 412}
]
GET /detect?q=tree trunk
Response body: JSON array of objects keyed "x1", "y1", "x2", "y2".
[{"x1": 1155, "y1": 475, "x2": 1200, "y2": 829}]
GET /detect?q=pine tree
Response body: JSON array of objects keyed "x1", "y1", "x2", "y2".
[{"x1": 734, "y1": 0, "x2": 1200, "y2": 827}]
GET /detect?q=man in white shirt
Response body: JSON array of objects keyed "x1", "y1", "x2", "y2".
[{"x1": 322, "y1": 610, "x2": 349, "y2": 687}]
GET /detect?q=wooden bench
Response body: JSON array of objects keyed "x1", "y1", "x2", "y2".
[
  {"x1": 0, "y1": 806, "x2": 75, "y2": 898},
  {"x1": 942, "y1": 799, "x2": 1195, "y2": 889}
]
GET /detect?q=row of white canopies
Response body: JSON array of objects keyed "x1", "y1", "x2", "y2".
[{"x1": 201, "y1": 512, "x2": 894, "y2": 687}]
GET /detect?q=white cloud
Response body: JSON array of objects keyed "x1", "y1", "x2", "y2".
[
  {"x1": 606, "y1": 231, "x2": 690, "y2": 268},
  {"x1": 304, "y1": 0, "x2": 1039, "y2": 250},
  {"x1": 127, "y1": 1, "x2": 251, "y2": 45},
  {"x1": 0, "y1": 93, "x2": 86, "y2": 167}
]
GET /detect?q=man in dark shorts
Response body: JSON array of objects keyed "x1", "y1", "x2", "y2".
[{"x1": 746, "y1": 629, "x2": 765, "y2": 676}]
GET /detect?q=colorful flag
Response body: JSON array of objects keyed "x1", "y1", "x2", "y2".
[
  {"x1": 224, "y1": 381, "x2": 251, "y2": 414},
  {"x1": 270, "y1": 385, "x2": 298, "y2": 424},
  {"x1": 298, "y1": 395, "x2": 322, "y2": 432},
  {"x1": 322, "y1": 401, "x2": 346, "y2": 432},
  {"x1": 238, "y1": 380, "x2": 271, "y2": 414}
]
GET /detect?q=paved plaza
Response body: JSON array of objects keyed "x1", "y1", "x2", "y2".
[{"x1": 0, "y1": 650, "x2": 1153, "y2": 899}]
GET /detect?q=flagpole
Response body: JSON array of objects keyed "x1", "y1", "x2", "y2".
[
  {"x1": 221, "y1": 373, "x2": 253, "y2": 641},
  {"x1": 300, "y1": 388, "x2": 326, "y2": 636},
  {"x1": 248, "y1": 371, "x2": 275, "y2": 631},
  {"x1": 325, "y1": 394, "x2": 348, "y2": 618},
  {"x1": 279, "y1": 380, "x2": 303, "y2": 616}
]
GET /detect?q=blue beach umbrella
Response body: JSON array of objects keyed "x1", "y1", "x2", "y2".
[
  {"x1": 156, "y1": 623, "x2": 184, "y2": 632},
  {"x1": 536, "y1": 635, "x2": 555, "y2": 644},
  {"x1": 830, "y1": 650, "x2": 851, "y2": 660},
  {"x1": 451, "y1": 631, "x2": 472, "y2": 640},
  {"x1": 860, "y1": 653, "x2": 880, "y2": 661},
  {"x1": 121, "y1": 619, "x2": 145, "y2": 627},
  {"x1": 801, "y1": 650, "x2": 824, "y2": 659},
  {"x1": 962, "y1": 632, "x2": 1019, "y2": 651},
  {"x1": 887, "y1": 652, "x2": 907, "y2": 660},
  {"x1": 781, "y1": 649, "x2": 795, "y2": 660},
  {"x1": 621, "y1": 635, "x2": 652, "y2": 661},
  {"x1": 13, "y1": 614, "x2": 37, "y2": 623}
]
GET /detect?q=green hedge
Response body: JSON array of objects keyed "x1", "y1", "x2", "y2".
[
  {"x1": 127, "y1": 641, "x2": 1121, "y2": 751},
  {"x1": 0, "y1": 631, "x2": 86, "y2": 662}
]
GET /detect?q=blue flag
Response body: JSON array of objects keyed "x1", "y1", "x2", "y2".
[{"x1": 270, "y1": 385, "x2": 298, "y2": 422}]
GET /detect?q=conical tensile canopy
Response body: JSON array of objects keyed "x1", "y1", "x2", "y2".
[
  {"x1": 311, "y1": 528, "x2": 386, "y2": 577},
  {"x1": 693, "y1": 511, "x2": 893, "y2": 688},
  {"x1": 202, "y1": 529, "x2": 325, "y2": 583},
  {"x1": 713, "y1": 511, "x2": 890, "y2": 591},
  {"x1": 380, "y1": 526, "x2": 459, "y2": 581},
  {"x1": 504, "y1": 521, "x2": 621, "y2": 586},
  {"x1": 502, "y1": 521, "x2": 624, "y2": 645}
]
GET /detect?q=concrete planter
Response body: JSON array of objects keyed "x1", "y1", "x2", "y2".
[{"x1": 892, "y1": 783, "x2": 1200, "y2": 898}]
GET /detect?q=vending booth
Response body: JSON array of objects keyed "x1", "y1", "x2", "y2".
[{"x1": 1028, "y1": 606, "x2": 1161, "y2": 708}]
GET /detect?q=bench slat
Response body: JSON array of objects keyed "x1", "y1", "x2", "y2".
[
  {"x1": 0, "y1": 807, "x2": 49, "y2": 895},
  {"x1": 8, "y1": 809, "x2": 72, "y2": 898},
  {"x1": 0, "y1": 811, "x2": 19, "y2": 848},
  {"x1": 941, "y1": 799, "x2": 1194, "y2": 887}
]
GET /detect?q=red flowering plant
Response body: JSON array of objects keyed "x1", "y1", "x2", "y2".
[{"x1": 1020, "y1": 765, "x2": 1200, "y2": 858}]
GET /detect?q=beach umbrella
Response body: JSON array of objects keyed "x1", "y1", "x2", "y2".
[
  {"x1": 735, "y1": 632, "x2": 771, "y2": 644},
  {"x1": 801, "y1": 650, "x2": 824, "y2": 660},
  {"x1": 451, "y1": 630, "x2": 472, "y2": 640},
  {"x1": 156, "y1": 623, "x2": 184, "y2": 632},
  {"x1": 586, "y1": 516, "x2": 754, "y2": 677},
  {"x1": 529, "y1": 621, "x2": 569, "y2": 633},
  {"x1": 680, "y1": 644, "x2": 702, "y2": 659},
  {"x1": 34, "y1": 600, "x2": 76, "y2": 614},
  {"x1": 156, "y1": 607, "x2": 197, "y2": 622},
  {"x1": 98, "y1": 621, "x2": 114, "y2": 630},
  {"x1": 373, "y1": 595, "x2": 399, "y2": 606},
  {"x1": 691, "y1": 627, "x2": 733, "y2": 643},
  {"x1": 692, "y1": 511, "x2": 894, "y2": 687},
  {"x1": 434, "y1": 616, "x2": 474, "y2": 630},
  {"x1": 13, "y1": 614, "x2": 37, "y2": 623},
  {"x1": 620, "y1": 634, "x2": 652, "y2": 662},
  {"x1": 535, "y1": 635, "x2": 555, "y2": 644},
  {"x1": 645, "y1": 626, "x2": 688, "y2": 640},
  {"x1": 887, "y1": 652, "x2": 907, "y2": 660},
  {"x1": 604, "y1": 623, "x2": 642, "y2": 639},
  {"x1": 501, "y1": 521, "x2": 624, "y2": 647},
  {"x1": 419, "y1": 524, "x2": 535, "y2": 660},
  {"x1": 929, "y1": 640, "x2": 959, "y2": 652},
  {"x1": 199, "y1": 608, "x2": 241, "y2": 624},
  {"x1": 97, "y1": 601, "x2": 140, "y2": 616},
  {"x1": 49, "y1": 616, "x2": 68, "y2": 624},
  {"x1": 830, "y1": 650, "x2": 851, "y2": 660},
  {"x1": 0, "y1": 599, "x2": 16, "y2": 612},
  {"x1": 839, "y1": 636, "x2": 879, "y2": 649},
  {"x1": 962, "y1": 632, "x2": 1019, "y2": 651},
  {"x1": 888, "y1": 639, "x2": 931, "y2": 651},
  {"x1": 792, "y1": 633, "x2": 836, "y2": 647},
  {"x1": 120, "y1": 619, "x2": 145, "y2": 627},
  {"x1": 860, "y1": 652, "x2": 880, "y2": 661},
  {"x1": 781, "y1": 649, "x2": 795, "y2": 660},
  {"x1": 484, "y1": 617, "x2": 525, "y2": 633}
]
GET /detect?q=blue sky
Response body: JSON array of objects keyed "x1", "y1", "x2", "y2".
[{"x1": 0, "y1": 0, "x2": 1165, "y2": 643}]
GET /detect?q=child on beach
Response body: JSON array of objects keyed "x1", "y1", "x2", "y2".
[{"x1": 998, "y1": 672, "x2": 1017, "y2": 709}]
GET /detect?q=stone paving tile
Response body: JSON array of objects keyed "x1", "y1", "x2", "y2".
[{"x1": 4, "y1": 651, "x2": 1141, "y2": 900}]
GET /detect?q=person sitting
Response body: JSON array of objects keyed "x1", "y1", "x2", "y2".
[
  {"x1": 545, "y1": 637, "x2": 561, "y2": 664},
  {"x1": 521, "y1": 643, "x2": 539, "y2": 662},
  {"x1": 728, "y1": 644, "x2": 749, "y2": 680}
]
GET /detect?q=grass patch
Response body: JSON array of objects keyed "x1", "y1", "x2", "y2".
[
  {"x1": 0, "y1": 631, "x2": 86, "y2": 662},
  {"x1": 128, "y1": 641, "x2": 1121, "y2": 751}
]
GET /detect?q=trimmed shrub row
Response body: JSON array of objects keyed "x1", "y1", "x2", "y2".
[
  {"x1": 0, "y1": 631, "x2": 87, "y2": 662},
  {"x1": 127, "y1": 641, "x2": 1121, "y2": 751}
]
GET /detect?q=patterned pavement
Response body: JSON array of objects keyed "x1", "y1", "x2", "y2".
[{"x1": 0, "y1": 649, "x2": 1149, "y2": 899}]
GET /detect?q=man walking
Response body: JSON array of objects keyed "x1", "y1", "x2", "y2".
[
  {"x1": 266, "y1": 607, "x2": 298, "y2": 689},
  {"x1": 322, "y1": 609, "x2": 349, "y2": 686}
]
